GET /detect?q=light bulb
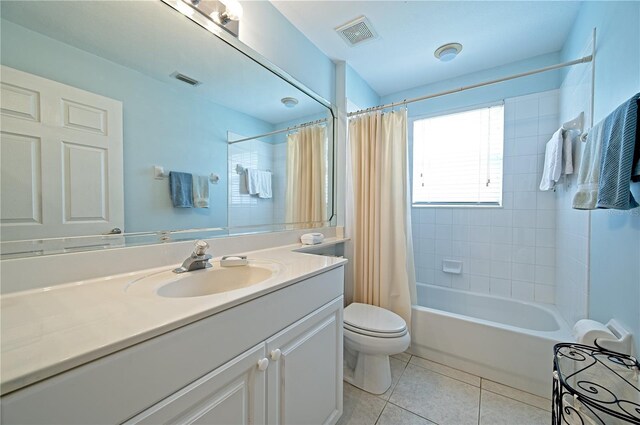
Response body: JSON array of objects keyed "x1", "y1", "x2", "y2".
[{"x1": 220, "y1": 0, "x2": 243, "y2": 21}]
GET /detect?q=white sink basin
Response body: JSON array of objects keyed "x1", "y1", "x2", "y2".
[{"x1": 126, "y1": 260, "x2": 282, "y2": 298}]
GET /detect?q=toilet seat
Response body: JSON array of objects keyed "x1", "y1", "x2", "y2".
[{"x1": 344, "y1": 303, "x2": 407, "y2": 338}]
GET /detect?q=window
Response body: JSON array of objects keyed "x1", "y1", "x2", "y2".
[{"x1": 412, "y1": 104, "x2": 504, "y2": 206}]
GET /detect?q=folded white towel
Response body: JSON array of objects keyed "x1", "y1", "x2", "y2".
[
  {"x1": 192, "y1": 175, "x2": 209, "y2": 208},
  {"x1": 573, "y1": 121, "x2": 605, "y2": 209},
  {"x1": 539, "y1": 129, "x2": 564, "y2": 191},
  {"x1": 246, "y1": 169, "x2": 272, "y2": 199}
]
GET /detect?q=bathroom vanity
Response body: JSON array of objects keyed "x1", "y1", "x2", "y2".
[{"x1": 0, "y1": 247, "x2": 345, "y2": 424}]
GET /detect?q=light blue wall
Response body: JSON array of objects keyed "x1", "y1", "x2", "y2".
[
  {"x1": 561, "y1": 1, "x2": 640, "y2": 355},
  {"x1": 346, "y1": 65, "x2": 380, "y2": 111},
  {"x1": 239, "y1": 1, "x2": 335, "y2": 104},
  {"x1": 381, "y1": 52, "x2": 562, "y2": 118},
  {"x1": 1, "y1": 19, "x2": 274, "y2": 233}
]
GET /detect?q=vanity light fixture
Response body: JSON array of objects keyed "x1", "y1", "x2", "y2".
[
  {"x1": 178, "y1": 0, "x2": 242, "y2": 37},
  {"x1": 281, "y1": 97, "x2": 299, "y2": 108},
  {"x1": 434, "y1": 42, "x2": 463, "y2": 62}
]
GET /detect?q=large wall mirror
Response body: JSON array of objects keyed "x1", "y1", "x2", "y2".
[{"x1": 0, "y1": 0, "x2": 335, "y2": 258}]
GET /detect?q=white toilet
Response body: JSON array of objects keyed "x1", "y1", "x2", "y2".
[{"x1": 343, "y1": 303, "x2": 410, "y2": 394}]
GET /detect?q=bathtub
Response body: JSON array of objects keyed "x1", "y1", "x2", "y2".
[{"x1": 410, "y1": 283, "x2": 574, "y2": 398}]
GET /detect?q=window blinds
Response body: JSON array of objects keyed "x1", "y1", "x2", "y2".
[{"x1": 412, "y1": 104, "x2": 504, "y2": 206}]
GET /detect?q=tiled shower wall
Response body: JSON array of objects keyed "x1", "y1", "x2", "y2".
[
  {"x1": 411, "y1": 90, "x2": 560, "y2": 303},
  {"x1": 555, "y1": 44, "x2": 593, "y2": 325},
  {"x1": 228, "y1": 139, "x2": 287, "y2": 232}
]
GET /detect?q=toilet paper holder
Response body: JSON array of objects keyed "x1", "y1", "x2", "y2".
[{"x1": 573, "y1": 318, "x2": 633, "y2": 356}]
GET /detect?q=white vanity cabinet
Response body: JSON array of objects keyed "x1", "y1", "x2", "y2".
[
  {"x1": 1, "y1": 266, "x2": 344, "y2": 425},
  {"x1": 266, "y1": 298, "x2": 342, "y2": 425},
  {"x1": 126, "y1": 297, "x2": 343, "y2": 425}
]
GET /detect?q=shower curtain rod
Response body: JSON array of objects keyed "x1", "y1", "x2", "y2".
[
  {"x1": 228, "y1": 118, "x2": 328, "y2": 144},
  {"x1": 348, "y1": 54, "x2": 593, "y2": 117}
]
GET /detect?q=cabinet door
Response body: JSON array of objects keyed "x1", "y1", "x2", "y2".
[
  {"x1": 266, "y1": 296, "x2": 343, "y2": 425},
  {"x1": 124, "y1": 343, "x2": 267, "y2": 425}
]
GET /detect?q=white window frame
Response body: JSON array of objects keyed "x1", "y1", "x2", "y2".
[{"x1": 411, "y1": 102, "x2": 505, "y2": 208}]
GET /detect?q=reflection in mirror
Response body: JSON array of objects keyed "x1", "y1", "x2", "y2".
[{"x1": 0, "y1": 1, "x2": 334, "y2": 258}]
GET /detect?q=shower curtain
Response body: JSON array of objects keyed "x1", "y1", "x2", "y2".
[
  {"x1": 285, "y1": 124, "x2": 327, "y2": 228},
  {"x1": 347, "y1": 109, "x2": 416, "y2": 327}
]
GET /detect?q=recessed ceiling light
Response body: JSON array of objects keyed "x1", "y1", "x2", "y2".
[
  {"x1": 434, "y1": 42, "x2": 463, "y2": 62},
  {"x1": 281, "y1": 97, "x2": 299, "y2": 108}
]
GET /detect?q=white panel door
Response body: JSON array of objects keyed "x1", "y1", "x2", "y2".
[
  {"x1": 0, "y1": 65, "x2": 123, "y2": 240},
  {"x1": 124, "y1": 343, "x2": 267, "y2": 425},
  {"x1": 266, "y1": 297, "x2": 343, "y2": 425}
]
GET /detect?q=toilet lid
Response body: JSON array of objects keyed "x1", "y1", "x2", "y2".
[{"x1": 344, "y1": 303, "x2": 407, "y2": 335}]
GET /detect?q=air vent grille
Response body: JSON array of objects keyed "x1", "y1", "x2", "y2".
[
  {"x1": 171, "y1": 72, "x2": 201, "y2": 86},
  {"x1": 335, "y1": 16, "x2": 378, "y2": 46}
]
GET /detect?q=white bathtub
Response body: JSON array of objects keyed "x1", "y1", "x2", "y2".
[{"x1": 410, "y1": 283, "x2": 574, "y2": 398}]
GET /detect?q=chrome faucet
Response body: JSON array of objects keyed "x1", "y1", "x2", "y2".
[{"x1": 173, "y1": 240, "x2": 213, "y2": 274}]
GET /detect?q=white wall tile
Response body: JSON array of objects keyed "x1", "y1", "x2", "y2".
[
  {"x1": 411, "y1": 90, "x2": 559, "y2": 305},
  {"x1": 491, "y1": 261, "x2": 512, "y2": 279},
  {"x1": 534, "y1": 284, "x2": 555, "y2": 304},
  {"x1": 535, "y1": 247, "x2": 555, "y2": 266},
  {"x1": 436, "y1": 209, "x2": 453, "y2": 224},
  {"x1": 512, "y1": 246, "x2": 536, "y2": 264},
  {"x1": 490, "y1": 278, "x2": 511, "y2": 297},
  {"x1": 512, "y1": 281, "x2": 535, "y2": 301},
  {"x1": 513, "y1": 227, "x2": 536, "y2": 246},
  {"x1": 469, "y1": 275, "x2": 491, "y2": 293},
  {"x1": 514, "y1": 192, "x2": 537, "y2": 209},
  {"x1": 512, "y1": 263, "x2": 535, "y2": 282}
]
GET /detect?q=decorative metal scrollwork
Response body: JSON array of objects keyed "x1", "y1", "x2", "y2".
[{"x1": 552, "y1": 343, "x2": 640, "y2": 425}]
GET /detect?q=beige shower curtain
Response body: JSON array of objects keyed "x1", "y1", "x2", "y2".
[
  {"x1": 347, "y1": 109, "x2": 416, "y2": 326},
  {"x1": 285, "y1": 125, "x2": 328, "y2": 228}
]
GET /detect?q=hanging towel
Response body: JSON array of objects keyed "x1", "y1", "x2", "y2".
[
  {"x1": 257, "y1": 170, "x2": 272, "y2": 199},
  {"x1": 562, "y1": 129, "x2": 574, "y2": 175},
  {"x1": 573, "y1": 121, "x2": 605, "y2": 209},
  {"x1": 192, "y1": 175, "x2": 209, "y2": 208},
  {"x1": 169, "y1": 171, "x2": 193, "y2": 208},
  {"x1": 245, "y1": 169, "x2": 272, "y2": 198},
  {"x1": 633, "y1": 97, "x2": 640, "y2": 182},
  {"x1": 245, "y1": 168, "x2": 260, "y2": 195},
  {"x1": 596, "y1": 93, "x2": 640, "y2": 209},
  {"x1": 539, "y1": 129, "x2": 564, "y2": 191}
]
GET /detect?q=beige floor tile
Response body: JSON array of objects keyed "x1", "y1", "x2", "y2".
[
  {"x1": 481, "y1": 378, "x2": 551, "y2": 411},
  {"x1": 391, "y1": 351, "x2": 412, "y2": 363},
  {"x1": 378, "y1": 357, "x2": 409, "y2": 400},
  {"x1": 390, "y1": 363, "x2": 480, "y2": 425},
  {"x1": 337, "y1": 382, "x2": 387, "y2": 425},
  {"x1": 376, "y1": 403, "x2": 436, "y2": 425},
  {"x1": 410, "y1": 355, "x2": 481, "y2": 387},
  {"x1": 479, "y1": 390, "x2": 551, "y2": 425}
]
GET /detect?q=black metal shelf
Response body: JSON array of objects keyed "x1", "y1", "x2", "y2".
[{"x1": 553, "y1": 343, "x2": 640, "y2": 424}]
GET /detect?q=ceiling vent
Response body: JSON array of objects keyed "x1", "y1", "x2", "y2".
[
  {"x1": 171, "y1": 72, "x2": 201, "y2": 87},
  {"x1": 335, "y1": 16, "x2": 378, "y2": 47}
]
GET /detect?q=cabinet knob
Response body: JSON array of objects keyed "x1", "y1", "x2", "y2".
[
  {"x1": 270, "y1": 349, "x2": 282, "y2": 361},
  {"x1": 257, "y1": 358, "x2": 269, "y2": 371}
]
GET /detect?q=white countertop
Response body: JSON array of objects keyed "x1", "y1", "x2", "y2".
[{"x1": 0, "y1": 242, "x2": 347, "y2": 395}]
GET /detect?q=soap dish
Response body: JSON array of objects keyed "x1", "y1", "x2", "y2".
[{"x1": 220, "y1": 255, "x2": 248, "y2": 267}]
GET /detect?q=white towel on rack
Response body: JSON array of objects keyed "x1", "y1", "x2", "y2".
[
  {"x1": 192, "y1": 175, "x2": 209, "y2": 208},
  {"x1": 573, "y1": 121, "x2": 605, "y2": 209},
  {"x1": 539, "y1": 129, "x2": 564, "y2": 191},
  {"x1": 246, "y1": 169, "x2": 272, "y2": 199}
]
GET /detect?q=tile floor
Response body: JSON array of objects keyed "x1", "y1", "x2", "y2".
[{"x1": 337, "y1": 352, "x2": 551, "y2": 425}]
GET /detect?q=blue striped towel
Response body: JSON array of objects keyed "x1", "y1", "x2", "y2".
[{"x1": 595, "y1": 93, "x2": 640, "y2": 210}]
